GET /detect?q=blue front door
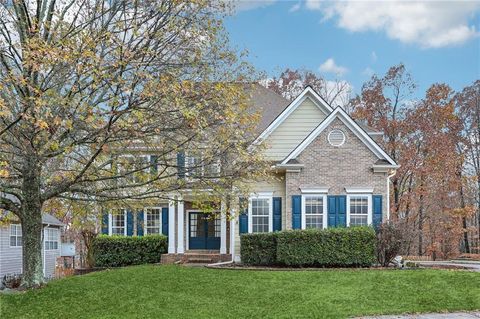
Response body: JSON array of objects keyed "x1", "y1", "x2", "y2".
[{"x1": 189, "y1": 212, "x2": 220, "y2": 250}]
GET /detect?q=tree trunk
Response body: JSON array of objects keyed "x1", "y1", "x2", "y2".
[
  {"x1": 21, "y1": 210, "x2": 45, "y2": 287},
  {"x1": 20, "y1": 157, "x2": 45, "y2": 288},
  {"x1": 459, "y1": 170, "x2": 470, "y2": 254}
]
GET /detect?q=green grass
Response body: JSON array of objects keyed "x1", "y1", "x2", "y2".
[{"x1": 1, "y1": 265, "x2": 479, "y2": 319}]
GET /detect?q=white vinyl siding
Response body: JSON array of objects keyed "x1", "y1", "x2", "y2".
[{"x1": 264, "y1": 97, "x2": 327, "y2": 160}]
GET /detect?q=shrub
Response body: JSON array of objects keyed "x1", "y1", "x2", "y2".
[
  {"x1": 376, "y1": 222, "x2": 404, "y2": 266},
  {"x1": 276, "y1": 227, "x2": 376, "y2": 267},
  {"x1": 92, "y1": 235, "x2": 167, "y2": 267},
  {"x1": 240, "y1": 232, "x2": 278, "y2": 266}
]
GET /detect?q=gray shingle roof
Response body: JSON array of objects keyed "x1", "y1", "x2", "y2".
[
  {"x1": 247, "y1": 84, "x2": 291, "y2": 135},
  {"x1": 42, "y1": 213, "x2": 64, "y2": 226}
]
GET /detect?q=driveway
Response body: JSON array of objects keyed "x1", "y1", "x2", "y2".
[
  {"x1": 413, "y1": 260, "x2": 480, "y2": 272},
  {"x1": 359, "y1": 312, "x2": 480, "y2": 318}
]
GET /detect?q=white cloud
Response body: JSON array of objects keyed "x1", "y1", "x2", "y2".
[
  {"x1": 319, "y1": 58, "x2": 348, "y2": 76},
  {"x1": 362, "y1": 67, "x2": 375, "y2": 77},
  {"x1": 289, "y1": 2, "x2": 301, "y2": 13},
  {"x1": 305, "y1": 0, "x2": 480, "y2": 48},
  {"x1": 230, "y1": 0, "x2": 277, "y2": 12},
  {"x1": 371, "y1": 51, "x2": 377, "y2": 63}
]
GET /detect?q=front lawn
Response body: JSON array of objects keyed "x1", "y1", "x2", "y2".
[{"x1": 1, "y1": 265, "x2": 479, "y2": 318}]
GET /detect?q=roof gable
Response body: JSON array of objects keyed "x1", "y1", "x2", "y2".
[
  {"x1": 281, "y1": 107, "x2": 398, "y2": 166},
  {"x1": 252, "y1": 86, "x2": 333, "y2": 146}
]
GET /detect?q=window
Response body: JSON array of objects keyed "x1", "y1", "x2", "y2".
[
  {"x1": 303, "y1": 195, "x2": 326, "y2": 229},
  {"x1": 348, "y1": 195, "x2": 370, "y2": 226},
  {"x1": 44, "y1": 228, "x2": 59, "y2": 250},
  {"x1": 185, "y1": 152, "x2": 220, "y2": 178},
  {"x1": 145, "y1": 208, "x2": 161, "y2": 235},
  {"x1": 111, "y1": 211, "x2": 126, "y2": 236},
  {"x1": 117, "y1": 155, "x2": 156, "y2": 183},
  {"x1": 10, "y1": 224, "x2": 22, "y2": 247},
  {"x1": 249, "y1": 196, "x2": 272, "y2": 233}
]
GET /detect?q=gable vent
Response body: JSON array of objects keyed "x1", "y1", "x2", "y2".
[{"x1": 328, "y1": 129, "x2": 346, "y2": 147}]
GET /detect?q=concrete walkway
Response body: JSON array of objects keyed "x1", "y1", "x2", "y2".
[
  {"x1": 414, "y1": 260, "x2": 480, "y2": 272},
  {"x1": 359, "y1": 311, "x2": 480, "y2": 318}
]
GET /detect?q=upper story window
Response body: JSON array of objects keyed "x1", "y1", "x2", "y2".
[
  {"x1": 10, "y1": 224, "x2": 22, "y2": 247},
  {"x1": 144, "y1": 208, "x2": 162, "y2": 235},
  {"x1": 185, "y1": 153, "x2": 220, "y2": 179},
  {"x1": 117, "y1": 155, "x2": 158, "y2": 183},
  {"x1": 348, "y1": 195, "x2": 371, "y2": 226},
  {"x1": 248, "y1": 195, "x2": 273, "y2": 233},
  {"x1": 302, "y1": 195, "x2": 327, "y2": 229},
  {"x1": 45, "y1": 228, "x2": 59, "y2": 250},
  {"x1": 110, "y1": 210, "x2": 127, "y2": 236}
]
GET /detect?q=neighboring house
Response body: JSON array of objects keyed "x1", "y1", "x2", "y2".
[
  {"x1": 0, "y1": 214, "x2": 63, "y2": 278},
  {"x1": 100, "y1": 85, "x2": 399, "y2": 262}
]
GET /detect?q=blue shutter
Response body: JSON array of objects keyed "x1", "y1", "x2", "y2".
[
  {"x1": 373, "y1": 195, "x2": 383, "y2": 228},
  {"x1": 337, "y1": 196, "x2": 347, "y2": 227},
  {"x1": 273, "y1": 197, "x2": 282, "y2": 231},
  {"x1": 162, "y1": 207, "x2": 169, "y2": 236},
  {"x1": 328, "y1": 196, "x2": 337, "y2": 227},
  {"x1": 126, "y1": 211, "x2": 134, "y2": 236},
  {"x1": 137, "y1": 211, "x2": 144, "y2": 236},
  {"x1": 150, "y1": 155, "x2": 158, "y2": 174},
  {"x1": 291, "y1": 195, "x2": 301, "y2": 229},
  {"x1": 177, "y1": 152, "x2": 185, "y2": 178},
  {"x1": 101, "y1": 213, "x2": 109, "y2": 235},
  {"x1": 239, "y1": 197, "x2": 248, "y2": 234}
]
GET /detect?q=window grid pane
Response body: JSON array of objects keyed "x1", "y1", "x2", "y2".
[
  {"x1": 145, "y1": 208, "x2": 161, "y2": 235},
  {"x1": 112, "y1": 212, "x2": 125, "y2": 236},
  {"x1": 45, "y1": 229, "x2": 58, "y2": 250},
  {"x1": 251, "y1": 198, "x2": 270, "y2": 233},
  {"x1": 350, "y1": 196, "x2": 369, "y2": 226},
  {"x1": 10, "y1": 225, "x2": 22, "y2": 247},
  {"x1": 305, "y1": 196, "x2": 323, "y2": 229}
]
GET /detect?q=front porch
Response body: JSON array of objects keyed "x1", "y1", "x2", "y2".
[{"x1": 163, "y1": 195, "x2": 237, "y2": 263}]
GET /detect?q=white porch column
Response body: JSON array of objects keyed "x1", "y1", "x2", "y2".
[
  {"x1": 230, "y1": 209, "x2": 237, "y2": 261},
  {"x1": 177, "y1": 197, "x2": 185, "y2": 254},
  {"x1": 220, "y1": 202, "x2": 227, "y2": 254},
  {"x1": 168, "y1": 199, "x2": 176, "y2": 254}
]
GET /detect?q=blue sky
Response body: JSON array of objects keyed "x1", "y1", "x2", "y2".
[{"x1": 225, "y1": 1, "x2": 480, "y2": 98}]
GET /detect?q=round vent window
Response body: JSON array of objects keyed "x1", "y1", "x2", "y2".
[{"x1": 328, "y1": 129, "x2": 346, "y2": 147}]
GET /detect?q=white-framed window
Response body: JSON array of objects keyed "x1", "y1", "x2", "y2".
[
  {"x1": 144, "y1": 207, "x2": 162, "y2": 235},
  {"x1": 185, "y1": 152, "x2": 221, "y2": 179},
  {"x1": 302, "y1": 195, "x2": 327, "y2": 229},
  {"x1": 109, "y1": 210, "x2": 127, "y2": 236},
  {"x1": 117, "y1": 154, "x2": 157, "y2": 183},
  {"x1": 248, "y1": 194, "x2": 273, "y2": 233},
  {"x1": 10, "y1": 224, "x2": 22, "y2": 247},
  {"x1": 44, "y1": 228, "x2": 59, "y2": 250},
  {"x1": 347, "y1": 194, "x2": 372, "y2": 226}
]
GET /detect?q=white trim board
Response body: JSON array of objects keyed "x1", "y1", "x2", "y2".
[
  {"x1": 251, "y1": 86, "x2": 333, "y2": 147},
  {"x1": 281, "y1": 107, "x2": 398, "y2": 166}
]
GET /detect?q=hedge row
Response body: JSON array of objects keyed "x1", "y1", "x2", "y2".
[
  {"x1": 92, "y1": 235, "x2": 167, "y2": 267},
  {"x1": 240, "y1": 227, "x2": 376, "y2": 267}
]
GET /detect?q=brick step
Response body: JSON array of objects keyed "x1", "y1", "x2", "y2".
[
  {"x1": 186, "y1": 257, "x2": 215, "y2": 263},
  {"x1": 161, "y1": 253, "x2": 231, "y2": 264}
]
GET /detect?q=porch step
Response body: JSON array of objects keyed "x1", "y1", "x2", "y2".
[{"x1": 161, "y1": 253, "x2": 231, "y2": 265}]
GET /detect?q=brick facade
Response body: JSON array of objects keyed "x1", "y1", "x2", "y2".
[{"x1": 284, "y1": 118, "x2": 388, "y2": 229}]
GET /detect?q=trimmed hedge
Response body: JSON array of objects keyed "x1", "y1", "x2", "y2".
[
  {"x1": 240, "y1": 233, "x2": 277, "y2": 266},
  {"x1": 92, "y1": 235, "x2": 167, "y2": 267},
  {"x1": 241, "y1": 227, "x2": 376, "y2": 268}
]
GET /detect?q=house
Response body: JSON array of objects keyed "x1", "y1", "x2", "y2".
[
  {"x1": 100, "y1": 85, "x2": 398, "y2": 262},
  {"x1": 0, "y1": 214, "x2": 63, "y2": 279}
]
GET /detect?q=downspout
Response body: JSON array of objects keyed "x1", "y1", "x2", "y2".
[{"x1": 387, "y1": 170, "x2": 397, "y2": 221}]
